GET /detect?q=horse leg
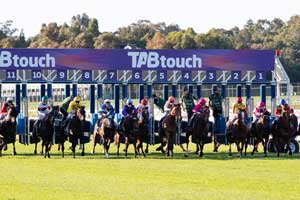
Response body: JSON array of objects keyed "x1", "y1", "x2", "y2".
[
  {"x1": 91, "y1": 134, "x2": 96, "y2": 155},
  {"x1": 81, "y1": 144, "x2": 85, "y2": 156},
  {"x1": 48, "y1": 143, "x2": 51, "y2": 158},
  {"x1": 229, "y1": 143, "x2": 232, "y2": 156},
  {"x1": 236, "y1": 142, "x2": 241, "y2": 158},
  {"x1": 103, "y1": 139, "x2": 108, "y2": 159},
  {"x1": 140, "y1": 142, "x2": 146, "y2": 157},
  {"x1": 34, "y1": 142, "x2": 37, "y2": 155},
  {"x1": 116, "y1": 139, "x2": 120, "y2": 157},
  {"x1": 195, "y1": 143, "x2": 199, "y2": 155},
  {"x1": 287, "y1": 140, "x2": 292, "y2": 156},
  {"x1": 40, "y1": 141, "x2": 44, "y2": 155},
  {"x1": 145, "y1": 144, "x2": 149, "y2": 154},
  {"x1": 125, "y1": 139, "x2": 129, "y2": 157},
  {"x1": 199, "y1": 141, "x2": 204, "y2": 157},
  {"x1": 72, "y1": 143, "x2": 76, "y2": 159},
  {"x1": 244, "y1": 140, "x2": 248, "y2": 156},
  {"x1": 12, "y1": 142, "x2": 16, "y2": 155},
  {"x1": 275, "y1": 137, "x2": 280, "y2": 157},
  {"x1": 185, "y1": 138, "x2": 189, "y2": 157},
  {"x1": 61, "y1": 142, "x2": 65, "y2": 158},
  {"x1": 251, "y1": 139, "x2": 257, "y2": 155}
]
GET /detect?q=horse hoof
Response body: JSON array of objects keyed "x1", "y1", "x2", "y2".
[
  {"x1": 184, "y1": 154, "x2": 188, "y2": 158},
  {"x1": 34, "y1": 150, "x2": 37, "y2": 155},
  {"x1": 229, "y1": 153, "x2": 232, "y2": 156},
  {"x1": 264, "y1": 154, "x2": 267, "y2": 157},
  {"x1": 145, "y1": 149, "x2": 148, "y2": 154},
  {"x1": 195, "y1": 151, "x2": 199, "y2": 155},
  {"x1": 81, "y1": 152, "x2": 85, "y2": 156},
  {"x1": 199, "y1": 153, "x2": 203, "y2": 157},
  {"x1": 91, "y1": 150, "x2": 94, "y2": 155},
  {"x1": 251, "y1": 152, "x2": 254, "y2": 156}
]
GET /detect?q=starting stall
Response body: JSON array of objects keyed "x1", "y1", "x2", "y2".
[{"x1": 0, "y1": 49, "x2": 279, "y2": 150}]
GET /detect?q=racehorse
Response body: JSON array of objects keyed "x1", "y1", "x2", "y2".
[
  {"x1": 32, "y1": 106, "x2": 59, "y2": 158},
  {"x1": 250, "y1": 111, "x2": 270, "y2": 157},
  {"x1": 160, "y1": 104, "x2": 181, "y2": 157},
  {"x1": 117, "y1": 111, "x2": 140, "y2": 157},
  {"x1": 0, "y1": 106, "x2": 19, "y2": 156},
  {"x1": 227, "y1": 109, "x2": 249, "y2": 158},
  {"x1": 135, "y1": 108, "x2": 150, "y2": 157},
  {"x1": 187, "y1": 107, "x2": 210, "y2": 157},
  {"x1": 271, "y1": 111, "x2": 293, "y2": 157},
  {"x1": 65, "y1": 106, "x2": 86, "y2": 158},
  {"x1": 92, "y1": 117, "x2": 116, "y2": 158}
]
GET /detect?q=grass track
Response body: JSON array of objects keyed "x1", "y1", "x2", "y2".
[{"x1": 0, "y1": 142, "x2": 300, "y2": 200}]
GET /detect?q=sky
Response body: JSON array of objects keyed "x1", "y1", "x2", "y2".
[{"x1": 1, "y1": 0, "x2": 300, "y2": 37}]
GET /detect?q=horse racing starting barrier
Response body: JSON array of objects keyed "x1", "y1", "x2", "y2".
[{"x1": 0, "y1": 48, "x2": 298, "y2": 153}]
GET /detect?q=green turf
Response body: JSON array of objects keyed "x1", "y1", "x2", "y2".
[{"x1": 0, "y1": 142, "x2": 299, "y2": 200}]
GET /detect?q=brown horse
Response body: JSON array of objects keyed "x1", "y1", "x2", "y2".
[
  {"x1": 65, "y1": 106, "x2": 86, "y2": 158},
  {"x1": 161, "y1": 104, "x2": 181, "y2": 157},
  {"x1": 272, "y1": 111, "x2": 293, "y2": 157},
  {"x1": 136, "y1": 108, "x2": 150, "y2": 157},
  {"x1": 0, "y1": 106, "x2": 18, "y2": 156},
  {"x1": 251, "y1": 112, "x2": 270, "y2": 157},
  {"x1": 187, "y1": 108, "x2": 210, "y2": 157},
  {"x1": 92, "y1": 118, "x2": 116, "y2": 158},
  {"x1": 227, "y1": 109, "x2": 249, "y2": 158}
]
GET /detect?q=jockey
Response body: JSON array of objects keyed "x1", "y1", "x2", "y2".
[
  {"x1": 0, "y1": 97, "x2": 16, "y2": 120},
  {"x1": 122, "y1": 98, "x2": 137, "y2": 117},
  {"x1": 158, "y1": 96, "x2": 176, "y2": 137},
  {"x1": 187, "y1": 98, "x2": 208, "y2": 129},
  {"x1": 67, "y1": 96, "x2": 82, "y2": 119},
  {"x1": 60, "y1": 96, "x2": 73, "y2": 119},
  {"x1": 34, "y1": 96, "x2": 51, "y2": 130},
  {"x1": 232, "y1": 97, "x2": 248, "y2": 119},
  {"x1": 119, "y1": 98, "x2": 137, "y2": 132},
  {"x1": 274, "y1": 104, "x2": 283, "y2": 118},
  {"x1": 280, "y1": 99, "x2": 292, "y2": 115},
  {"x1": 37, "y1": 96, "x2": 51, "y2": 120},
  {"x1": 152, "y1": 94, "x2": 164, "y2": 112},
  {"x1": 137, "y1": 98, "x2": 151, "y2": 120},
  {"x1": 99, "y1": 99, "x2": 115, "y2": 120},
  {"x1": 163, "y1": 96, "x2": 176, "y2": 116},
  {"x1": 253, "y1": 101, "x2": 269, "y2": 123}
]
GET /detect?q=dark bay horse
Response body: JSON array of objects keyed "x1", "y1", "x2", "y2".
[
  {"x1": 117, "y1": 112, "x2": 140, "y2": 157},
  {"x1": 271, "y1": 111, "x2": 293, "y2": 157},
  {"x1": 0, "y1": 106, "x2": 19, "y2": 156},
  {"x1": 188, "y1": 108, "x2": 210, "y2": 157},
  {"x1": 32, "y1": 107, "x2": 59, "y2": 158},
  {"x1": 65, "y1": 106, "x2": 86, "y2": 158},
  {"x1": 251, "y1": 112, "x2": 270, "y2": 157},
  {"x1": 161, "y1": 104, "x2": 181, "y2": 157},
  {"x1": 227, "y1": 109, "x2": 249, "y2": 158},
  {"x1": 92, "y1": 117, "x2": 116, "y2": 158},
  {"x1": 136, "y1": 108, "x2": 150, "y2": 157}
]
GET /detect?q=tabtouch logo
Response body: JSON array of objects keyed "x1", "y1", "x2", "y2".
[
  {"x1": 0, "y1": 51, "x2": 55, "y2": 68},
  {"x1": 128, "y1": 52, "x2": 202, "y2": 69}
]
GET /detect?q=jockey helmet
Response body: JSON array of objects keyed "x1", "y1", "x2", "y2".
[
  {"x1": 6, "y1": 97, "x2": 13, "y2": 103},
  {"x1": 280, "y1": 99, "x2": 286, "y2": 105},
  {"x1": 141, "y1": 98, "x2": 148, "y2": 105},
  {"x1": 168, "y1": 96, "x2": 175, "y2": 103},
  {"x1": 213, "y1": 86, "x2": 218, "y2": 92},
  {"x1": 237, "y1": 97, "x2": 242, "y2": 103},
  {"x1": 42, "y1": 96, "x2": 48, "y2": 102},
  {"x1": 277, "y1": 104, "x2": 282, "y2": 110},
  {"x1": 183, "y1": 86, "x2": 188, "y2": 92},
  {"x1": 198, "y1": 98, "x2": 206, "y2": 105},
  {"x1": 104, "y1": 99, "x2": 111, "y2": 104},
  {"x1": 259, "y1": 101, "x2": 265, "y2": 107},
  {"x1": 74, "y1": 96, "x2": 81, "y2": 103},
  {"x1": 127, "y1": 98, "x2": 133, "y2": 105}
]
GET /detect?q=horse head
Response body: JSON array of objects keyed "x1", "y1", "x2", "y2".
[
  {"x1": 76, "y1": 106, "x2": 86, "y2": 121},
  {"x1": 170, "y1": 104, "x2": 181, "y2": 120},
  {"x1": 6, "y1": 106, "x2": 19, "y2": 123}
]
